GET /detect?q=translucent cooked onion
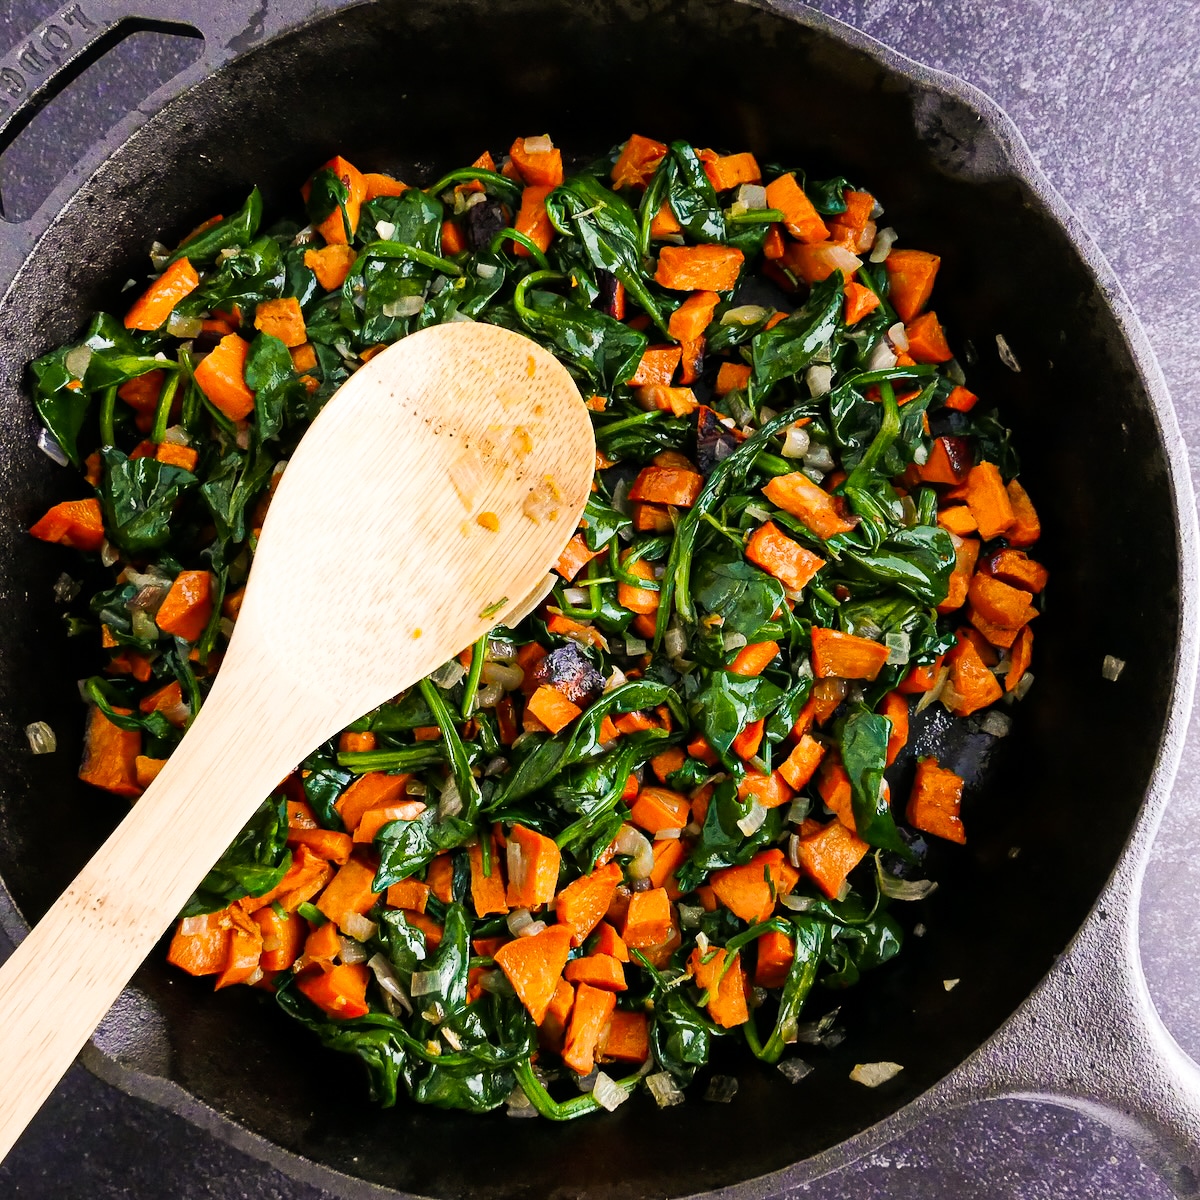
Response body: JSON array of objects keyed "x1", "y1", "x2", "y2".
[
  {"x1": 520, "y1": 920, "x2": 547, "y2": 938},
  {"x1": 523, "y1": 133, "x2": 554, "y2": 154},
  {"x1": 410, "y1": 970, "x2": 440, "y2": 997},
  {"x1": 342, "y1": 912, "x2": 377, "y2": 943},
  {"x1": 980, "y1": 710, "x2": 1012, "y2": 737},
  {"x1": 338, "y1": 935, "x2": 370, "y2": 964},
  {"x1": 780, "y1": 893, "x2": 815, "y2": 912},
  {"x1": 804, "y1": 443, "x2": 835, "y2": 473},
  {"x1": 604, "y1": 666, "x2": 627, "y2": 693},
  {"x1": 625, "y1": 635, "x2": 647, "y2": 656},
  {"x1": 720, "y1": 304, "x2": 771, "y2": 326},
  {"x1": 476, "y1": 261, "x2": 498, "y2": 280},
  {"x1": 438, "y1": 776, "x2": 462, "y2": 819},
  {"x1": 777, "y1": 1058, "x2": 814, "y2": 1084},
  {"x1": 562, "y1": 587, "x2": 589, "y2": 606},
  {"x1": 166, "y1": 311, "x2": 204, "y2": 338},
  {"x1": 382, "y1": 295, "x2": 425, "y2": 319},
  {"x1": 486, "y1": 637, "x2": 517, "y2": 662},
  {"x1": 866, "y1": 338, "x2": 897, "y2": 372},
  {"x1": 613, "y1": 824, "x2": 655, "y2": 879},
  {"x1": 664, "y1": 626, "x2": 688, "y2": 662},
  {"x1": 886, "y1": 321, "x2": 909, "y2": 351},
  {"x1": 37, "y1": 427, "x2": 69, "y2": 466},
  {"x1": 374, "y1": 219, "x2": 397, "y2": 241},
  {"x1": 593, "y1": 1071, "x2": 631, "y2": 1111},
  {"x1": 1102, "y1": 654, "x2": 1125, "y2": 682},
  {"x1": 367, "y1": 954, "x2": 412, "y2": 1013},
  {"x1": 914, "y1": 665, "x2": 950, "y2": 713},
  {"x1": 869, "y1": 226, "x2": 898, "y2": 262},
  {"x1": 884, "y1": 632, "x2": 911, "y2": 666},
  {"x1": 473, "y1": 682, "x2": 504, "y2": 709},
  {"x1": 431, "y1": 658, "x2": 467, "y2": 689},
  {"x1": 737, "y1": 801, "x2": 767, "y2": 837},
  {"x1": 734, "y1": 183, "x2": 768, "y2": 211},
  {"x1": 721, "y1": 631, "x2": 748, "y2": 652},
  {"x1": 507, "y1": 907, "x2": 535, "y2": 937},
  {"x1": 996, "y1": 333, "x2": 1021, "y2": 373},
  {"x1": 704, "y1": 1075, "x2": 739, "y2": 1103},
  {"x1": 24, "y1": 720, "x2": 56, "y2": 755},
  {"x1": 782, "y1": 423, "x2": 812, "y2": 458},
  {"x1": 646, "y1": 1072, "x2": 685, "y2": 1108},
  {"x1": 849, "y1": 1061, "x2": 903, "y2": 1088}
]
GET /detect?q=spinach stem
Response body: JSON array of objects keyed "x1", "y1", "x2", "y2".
[
  {"x1": 461, "y1": 634, "x2": 488, "y2": 719},
  {"x1": 99, "y1": 385, "x2": 118, "y2": 448}
]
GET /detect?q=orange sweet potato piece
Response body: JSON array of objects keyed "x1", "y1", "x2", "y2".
[
  {"x1": 736, "y1": 769, "x2": 793, "y2": 809},
  {"x1": 167, "y1": 911, "x2": 232, "y2": 976},
  {"x1": 242, "y1": 844, "x2": 333, "y2": 914},
  {"x1": 764, "y1": 172, "x2": 827, "y2": 243},
  {"x1": 1006, "y1": 625, "x2": 1034, "y2": 693},
  {"x1": 907, "y1": 756, "x2": 966, "y2": 844},
  {"x1": 810, "y1": 626, "x2": 889, "y2": 681},
  {"x1": 612, "y1": 133, "x2": 668, "y2": 190},
  {"x1": 649, "y1": 838, "x2": 686, "y2": 896},
  {"x1": 538, "y1": 976, "x2": 575, "y2": 1052},
  {"x1": 509, "y1": 135, "x2": 564, "y2": 188},
  {"x1": 715, "y1": 362, "x2": 752, "y2": 395},
  {"x1": 554, "y1": 861, "x2": 622, "y2": 947},
  {"x1": 194, "y1": 333, "x2": 255, "y2": 421},
  {"x1": 316, "y1": 858, "x2": 381, "y2": 933},
  {"x1": 967, "y1": 573, "x2": 1035, "y2": 630},
  {"x1": 745, "y1": 520, "x2": 826, "y2": 591},
  {"x1": 494, "y1": 923, "x2": 573, "y2": 1023},
  {"x1": 505, "y1": 823, "x2": 561, "y2": 909},
  {"x1": 629, "y1": 344, "x2": 682, "y2": 387},
  {"x1": 514, "y1": 185, "x2": 554, "y2": 256},
  {"x1": 881, "y1": 691, "x2": 910, "y2": 766},
  {"x1": 335, "y1": 771, "x2": 410, "y2": 832},
  {"x1": 754, "y1": 928, "x2": 796, "y2": 989},
  {"x1": 565, "y1": 953, "x2": 628, "y2": 992},
  {"x1": 562, "y1": 982, "x2": 617, "y2": 1074},
  {"x1": 649, "y1": 200, "x2": 683, "y2": 239},
  {"x1": 303, "y1": 155, "x2": 367, "y2": 244},
  {"x1": 254, "y1": 906, "x2": 306, "y2": 972},
  {"x1": 621, "y1": 886, "x2": 671, "y2": 949},
  {"x1": 78, "y1": 705, "x2": 141, "y2": 798},
  {"x1": 124, "y1": 257, "x2": 199, "y2": 331},
  {"x1": 843, "y1": 280, "x2": 881, "y2": 324},
  {"x1": 628, "y1": 465, "x2": 704, "y2": 507},
  {"x1": 385, "y1": 877, "x2": 430, "y2": 914},
  {"x1": 688, "y1": 946, "x2": 748, "y2": 1029},
  {"x1": 938, "y1": 506, "x2": 978, "y2": 537},
  {"x1": 599, "y1": 1009, "x2": 650, "y2": 1063},
  {"x1": 304, "y1": 244, "x2": 357, "y2": 291},
  {"x1": 700, "y1": 150, "x2": 761, "y2": 191},
  {"x1": 254, "y1": 296, "x2": 307, "y2": 347},
  {"x1": 983, "y1": 548, "x2": 1048, "y2": 593},
  {"x1": 155, "y1": 569, "x2": 213, "y2": 642},
  {"x1": 795, "y1": 820, "x2": 870, "y2": 898},
  {"x1": 904, "y1": 311, "x2": 952, "y2": 362},
  {"x1": 1005, "y1": 479, "x2": 1041, "y2": 548},
  {"x1": 937, "y1": 535, "x2": 981, "y2": 615},
  {"x1": 287, "y1": 826, "x2": 353, "y2": 864},
  {"x1": 469, "y1": 833, "x2": 509, "y2": 917},
  {"x1": 590, "y1": 921, "x2": 630, "y2": 962},
  {"x1": 943, "y1": 632, "x2": 1003, "y2": 717},
  {"x1": 778, "y1": 733, "x2": 826, "y2": 790},
  {"x1": 629, "y1": 786, "x2": 690, "y2": 834},
  {"x1": 965, "y1": 462, "x2": 1016, "y2": 541},
  {"x1": 29, "y1": 498, "x2": 106, "y2": 553},
  {"x1": 616, "y1": 551, "x2": 660, "y2": 615},
  {"x1": 709, "y1": 849, "x2": 799, "y2": 923},
  {"x1": 762, "y1": 473, "x2": 856, "y2": 539},
  {"x1": 654, "y1": 244, "x2": 744, "y2": 292},
  {"x1": 297, "y1": 962, "x2": 370, "y2": 1019},
  {"x1": 214, "y1": 905, "x2": 264, "y2": 990},
  {"x1": 729, "y1": 640, "x2": 780, "y2": 677},
  {"x1": 154, "y1": 443, "x2": 198, "y2": 472},
  {"x1": 668, "y1": 290, "x2": 720, "y2": 342},
  {"x1": 650, "y1": 746, "x2": 687, "y2": 782},
  {"x1": 733, "y1": 717, "x2": 765, "y2": 761},
  {"x1": 555, "y1": 533, "x2": 602, "y2": 582},
  {"x1": 526, "y1": 684, "x2": 583, "y2": 734},
  {"x1": 363, "y1": 172, "x2": 407, "y2": 199},
  {"x1": 884, "y1": 249, "x2": 940, "y2": 322}
]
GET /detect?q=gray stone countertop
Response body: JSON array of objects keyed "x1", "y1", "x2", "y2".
[{"x1": 0, "y1": 0, "x2": 1196, "y2": 1196}]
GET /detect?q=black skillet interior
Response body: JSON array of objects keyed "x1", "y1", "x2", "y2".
[{"x1": 0, "y1": 1, "x2": 1180, "y2": 1196}]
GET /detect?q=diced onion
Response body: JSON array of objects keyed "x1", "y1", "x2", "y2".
[
  {"x1": 914, "y1": 665, "x2": 950, "y2": 713},
  {"x1": 850, "y1": 1061, "x2": 904, "y2": 1088},
  {"x1": 944, "y1": 978, "x2": 960, "y2": 992},
  {"x1": 375, "y1": 219, "x2": 397, "y2": 240},
  {"x1": 786, "y1": 797, "x2": 811, "y2": 825},
  {"x1": 654, "y1": 828, "x2": 681, "y2": 841},
  {"x1": 744, "y1": 503, "x2": 772, "y2": 523},
  {"x1": 646, "y1": 1072, "x2": 685, "y2": 1108},
  {"x1": 406, "y1": 779, "x2": 428, "y2": 795},
  {"x1": 613, "y1": 824, "x2": 655, "y2": 880},
  {"x1": 131, "y1": 609, "x2": 157, "y2": 640},
  {"x1": 1102, "y1": 654, "x2": 1125, "y2": 681},
  {"x1": 410, "y1": 970, "x2": 440, "y2": 997},
  {"x1": 520, "y1": 920, "x2": 547, "y2": 938},
  {"x1": 980, "y1": 710, "x2": 1012, "y2": 738},
  {"x1": 946, "y1": 357, "x2": 967, "y2": 385},
  {"x1": 869, "y1": 226, "x2": 898, "y2": 263},
  {"x1": 1014, "y1": 671, "x2": 1035, "y2": 700},
  {"x1": 664, "y1": 626, "x2": 689, "y2": 663},
  {"x1": 804, "y1": 443, "x2": 835, "y2": 473},
  {"x1": 913, "y1": 922, "x2": 927, "y2": 937},
  {"x1": 179, "y1": 914, "x2": 212, "y2": 937},
  {"x1": 722, "y1": 631, "x2": 748, "y2": 652},
  {"x1": 506, "y1": 1084, "x2": 539, "y2": 1118},
  {"x1": 777, "y1": 1059, "x2": 813, "y2": 1084},
  {"x1": 476, "y1": 262, "x2": 498, "y2": 280},
  {"x1": 507, "y1": 907, "x2": 535, "y2": 937},
  {"x1": 884, "y1": 632, "x2": 911, "y2": 667},
  {"x1": 995, "y1": 333, "x2": 1021, "y2": 373},
  {"x1": 431, "y1": 658, "x2": 467, "y2": 689},
  {"x1": 783, "y1": 425, "x2": 813, "y2": 461},
  {"x1": 487, "y1": 637, "x2": 517, "y2": 662},
  {"x1": 734, "y1": 183, "x2": 768, "y2": 211},
  {"x1": 162, "y1": 424, "x2": 190, "y2": 446},
  {"x1": 382, "y1": 295, "x2": 425, "y2": 319},
  {"x1": 101, "y1": 540, "x2": 120, "y2": 569},
  {"x1": 474, "y1": 682, "x2": 504, "y2": 709},
  {"x1": 866, "y1": 338, "x2": 897, "y2": 372},
  {"x1": 886, "y1": 321, "x2": 909, "y2": 351},
  {"x1": 338, "y1": 936, "x2": 370, "y2": 964},
  {"x1": 438, "y1": 776, "x2": 463, "y2": 819},
  {"x1": 625, "y1": 635, "x2": 647, "y2": 656},
  {"x1": 704, "y1": 1075, "x2": 739, "y2": 1103},
  {"x1": 523, "y1": 133, "x2": 554, "y2": 154},
  {"x1": 737, "y1": 801, "x2": 767, "y2": 837},
  {"x1": 720, "y1": 304, "x2": 771, "y2": 327},
  {"x1": 368, "y1": 953, "x2": 412, "y2": 1013},
  {"x1": 877, "y1": 871, "x2": 938, "y2": 901},
  {"x1": 562, "y1": 586, "x2": 589, "y2": 606},
  {"x1": 604, "y1": 666, "x2": 627, "y2": 694},
  {"x1": 482, "y1": 661, "x2": 524, "y2": 691},
  {"x1": 787, "y1": 833, "x2": 801, "y2": 869},
  {"x1": 37, "y1": 427, "x2": 69, "y2": 466},
  {"x1": 149, "y1": 241, "x2": 171, "y2": 269},
  {"x1": 167, "y1": 311, "x2": 204, "y2": 338},
  {"x1": 592, "y1": 1071, "x2": 631, "y2": 1112},
  {"x1": 342, "y1": 912, "x2": 377, "y2": 942},
  {"x1": 780, "y1": 893, "x2": 815, "y2": 912},
  {"x1": 678, "y1": 904, "x2": 703, "y2": 928}
]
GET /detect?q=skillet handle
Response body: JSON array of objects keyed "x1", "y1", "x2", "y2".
[{"x1": 940, "y1": 895, "x2": 1200, "y2": 1197}]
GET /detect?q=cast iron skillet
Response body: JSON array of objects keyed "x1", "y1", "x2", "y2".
[{"x1": 0, "y1": 1, "x2": 1198, "y2": 1196}]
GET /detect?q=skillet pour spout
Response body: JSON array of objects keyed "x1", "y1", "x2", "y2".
[{"x1": 0, "y1": 0, "x2": 1197, "y2": 1196}]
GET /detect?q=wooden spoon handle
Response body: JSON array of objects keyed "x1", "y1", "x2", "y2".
[{"x1": 0, "y1": 667, "x2": 327, "y2": 1162}]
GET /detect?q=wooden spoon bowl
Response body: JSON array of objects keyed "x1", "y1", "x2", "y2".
[{"x1": 0, "y1": 321, "x2": 595, "y2": 1161}]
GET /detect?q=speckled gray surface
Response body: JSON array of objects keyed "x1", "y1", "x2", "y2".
[{"x1": 0, "y1": 0, "x2": 1196, "y2": 1196}]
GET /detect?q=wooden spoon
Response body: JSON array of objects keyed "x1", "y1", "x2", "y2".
[{"x1": 0, "y1": 322, "x2": 595, "y2": 1161}]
